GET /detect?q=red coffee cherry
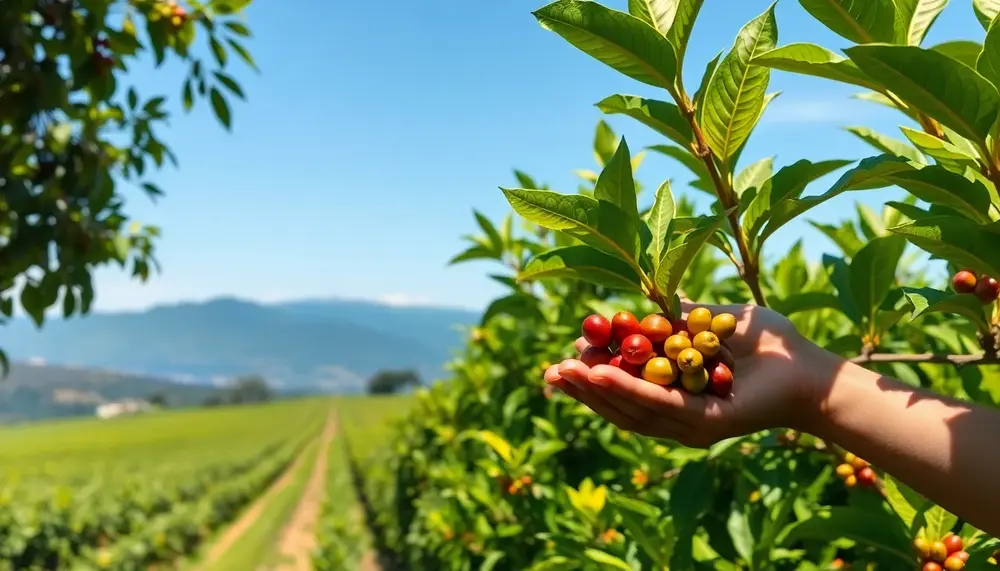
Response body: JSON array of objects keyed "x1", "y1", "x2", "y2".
[
  {"x1": 580, "y1": 346, "x2": 613, "y2": 368},
  {"x1": 611, "y1": 311, "x2": 642, "y2": 344},
  {"x1": 620, "y1": 334, "x2": 655, "y2": 365},
  {"x1": 974, "y1": 275, "x2": 1000, "y2": 304},
  {"x1": 639, "y1": 314, "x2": 673, "y2": 343},
  {"x1": 709, "y1": 362, "x2": 733, "y2": 397},
  {"x1": 943, "y1": 534, "x2": 963, "y2": 555},
  {"x1": 923, "y1": 562, "x2": 943, "y2": 571},
  {"x1": 856, "y1": 466, "x2": 877, "y2": 487},
  {"x1": 609, "y1": 354, "x2": 641, "y2": 377},
  {"x1": 582, "y1": 314, "x2": 612, "y2": 348},
  {"x1": 952, "y1": 270, "x2": 977, "y2": 294}
]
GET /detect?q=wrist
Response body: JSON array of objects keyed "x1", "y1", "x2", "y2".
[{"x1": 786, "y1": 340, "x2": 855, "y2": 436}]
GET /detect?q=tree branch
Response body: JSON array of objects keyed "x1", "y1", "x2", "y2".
[{"x1": 849, "y1": 353, "x2": 1000, "y2": 366}]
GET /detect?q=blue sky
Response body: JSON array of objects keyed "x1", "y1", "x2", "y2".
[{"x1": 93, "y1": 0, "x2": 982, "y2": 312}]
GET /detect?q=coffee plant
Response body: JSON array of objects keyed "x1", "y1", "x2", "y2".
[
  {"x1": 347, "y1": 1, "x2": 1000, "y2": 570},
  {"x1": 0, "y1": 0, "x2": 256, "y2": 372}
]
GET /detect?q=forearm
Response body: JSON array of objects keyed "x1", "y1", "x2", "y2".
[{"x1": 800, "y1": 347, "x2": 1000, "y2": 536}]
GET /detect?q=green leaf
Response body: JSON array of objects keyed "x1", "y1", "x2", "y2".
[
  {"x1": 733, "y1": 157, "x2": 773, "y2": 197},
  {"x1": 881, "y1": 475, "x2": 927, "y2": 532},
  {"x1": 931, "y1": 40, "x2": 984, "y2": 68},
  {"x1": 210, "y1": 36, "x2": 228, "y2": 66},
  {"x1": 594, "y1": 138, "x2": 639, "y2": 221},
  {"x1": 518, "y1": 246, "x2": 644, "y2": 291},
  {"x1": 213, "y1": 71, "x2": 245, "y2": 99},
  {"x1": 693, "y1": 50, "x2": 722, "y2": 113},
  {"x1": 533, "y1": 0, "x2": 678, "y2": 90},
  {"x1": 770, "y1": 292, "x2": 841, "y2": 316},
  {"x1": 226, "y1": 38, "x2": 258, "y2": 72},
  {"x1": 209, "y1": 88, "x2": 231, "y2": 130},
  {"x1": 481, "y1": 294, "x2": 544, "y2": 325},
  {"x1": 702, "y1": 4, "x2": 777, "y2": 161},
  {"x1": 627, "y1": 0, "x2": 677, "y2": 34},
  {"x1": 593, "y1": 120, "x2": 618, "y2": 167},
  {"x1": 848, "y1": 235, "x2": 907, "y2": 325},
  {"x1": 743, "y1": 159, "x2": 854, "y2": 244},
  {"x1": 500, "y1": 189, "x2": 640, "y2": 261},
  {"x1": 224, "y1": 21, "x2": 251, "y2": 36},
  {"x1": 894, "y1": 0, "x2": 948, "y2": 46},
  {"x1": 449, "y1": 245, "x2": 500, "y2": 265},
  {"x1": 900, "y1": 287, "x2": 990, "y2": 330},
  {"x1": 752, "y1": 43, "x2": 881, "y2": 91},
  {"x1": 667, "y1": 0, "x2": 704, "y2": 75},
  {"x1": 182, "y1": 80, "x2": 194, "y2": 111},
  {"x1": 881, "y1": 165, "x2": 993, "y2": 223},
  {"x1": 646, "y1": 180, "x2": 675, "y2": 262},
  {"x1": 727, "y1": 506, "x2": 754, "y2": 565},
  {"x1": 898, "y1": 126, "x2": 980, "y2": 173},
  {"x1": 654, "y1": 212, "x2": 729, "y2": 300},
  {"x1": 670, "y1": 460, "x2": 713, "y2": 530},
  {"x1": 890, "y1": 216, "x2": 1000, "y2": 277},
  {"x1": 596, "y1": 94, "x2": 692, "y2": 147},
  {"x1": 779, "y1": 507, "x2": 911, "y2": 563},
  {"x1": 798, "y1": 0, "x2": 898, "y2": 44},
  {"x1": 824, "y1": 255, "x2": 862, "y2": 325},
  {"x1": 583, "y1": 549, "x2": 632, "y2": 571},
  {"x1": 845, "y1": 44, "x2": 1000, "y2": 143},
  {"x1": 844, "y1": 126, "x2": 925, "y2": 164},
  {"x1": 974, "y1": 0, "x2": 1000, "y2": 30},
  {"x1": 978, "y1": 20, "x2": 1000, "y2": 90},
  {"x1": 921, "y1": 505, "x2": 959, "y2": 540}
]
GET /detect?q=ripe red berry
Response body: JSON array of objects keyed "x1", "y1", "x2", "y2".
[
  {"x1": 923, "y1": 562, "x2": 943, "y2": 571},
  {"x1": 952, "y1": 270, "x2": 977, "y2": 294},
  {"x1": 580, "y1": 346, "x2": 613, "y2": 368},
  {"x1": 943, "y1": 534, "x2": 963, "y2": 555},
  {"x1": 582, "y1": 314, "x2": 612, "y2": 348},
  {"x1": 611, "y1": 311, "x2": 642, "y2": 343},
  {"x1": 856, "y1": 466, "x2": 877, "y2": 487},
  {"x1": 609, "y1": 354, "x2": 641, "y2": 377},
  {"x1": 639, "y1": 313, "x2": 673, "y2": 343},
  {"x1": 709, "y1": 362, "x2": 734, "y2": 397},
  {"x1": 620, "y1": 334, "x2": 655, "y2": 365},
  {"x1": 974, "y1": 275, "x2": 1000, "y2": 304}
]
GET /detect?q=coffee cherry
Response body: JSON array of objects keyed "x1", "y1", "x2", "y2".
[
  {"x1": 931, "y1": 541, "x2": 949, "y2": 563},
  {"x1": 611, "y1": 312, "x2": 642, "y2": 343},
  {"x1": 688, "y1": 307, "x2": 713, "y2": 335},
  {"x1": 975, "y1": 275, "x2": 1000, "y2": 304},
  {"x1": 620, "y1": 334, "x2": 655, "y2": 365},
  {"x1": 944, "y1": 555, "x2": 966, "y2": 571},
  {"x1": 856, "y1": 466, "x2": 877, "y2": 487},
  {"x1": 835, "y1": 463, "x2": 854, "y2": 478},
  {"x1": 953, "y1": 552, "x2": 969, "y2": 563},
  {"x1": 692, "y1": 331, "x2": 721, "y2": 357},
  {"x1": 914, "y1": 538, "x2": 931, "y2": 559},
  {"x1": 681, "y1": 369, "x2": 709, "y2": 394},
  {"x1": 850, "y1": 455, "x2": 869, "y2": 471},
  {"x1": 582, "y1": 314, "x2": 613, "y2": 347},
  {"x1": 843, "y1": 474, "x2": 857, "y2": 487},
  {"x1": 676, "y1": 348, "x2": 704, "y2": 374},
  {"x1": 639, "y1": 314, "x2": 673, "y2": 343},
  {"x1": 581, "y1": 346, "x2": 613, "y2": 368},
  {"x1": 952, "y1": 270, "x2": 978, "y2": 294},
  {"x1": 709, "y1": 362, "x2": 733, "y2": 397},
  {"x1": 609, "y1": 354, "x2": 641, "y2": 377},
  {"x1": 710, "y1": 313, "x2": 737, "y2": 339},
  {"x1": 943, "y1": 534, "x2": 963, "y2": 555},
  {"x1": 663, "y1": 334, "x2": 692, "y2": 360},
  {"x1": 923, "y1": 563, "x2": 943, "y2": 571},
  {"x1": 642, "y1": 357, "x2": 678, "y2": 386}
]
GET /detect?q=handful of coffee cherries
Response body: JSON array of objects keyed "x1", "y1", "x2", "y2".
[{"x1": 578, "y1": 308, "x2": 738, "y2": 397}]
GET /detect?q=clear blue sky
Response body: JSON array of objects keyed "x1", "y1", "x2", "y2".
[{"x1": 93, "y1": 0, "x2": 982, "y2": 312}]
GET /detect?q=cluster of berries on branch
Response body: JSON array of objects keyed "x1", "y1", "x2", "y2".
[
  {"x1": 913, "y1": 534, "x2": 969, "y2": 571},
  {"x1": 951, "y1": 270, "x2": 1000, "y2": 304},
  {"x1": 578, "y1": 307, "x2": 738, "y2": 396},
  {"x1": 834, "y1": 451, "x2": 877, "y2": 489}
]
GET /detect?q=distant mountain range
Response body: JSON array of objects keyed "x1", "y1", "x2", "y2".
[{"x1": 0, "y1": 297, "x2": 481, "y2": 393}]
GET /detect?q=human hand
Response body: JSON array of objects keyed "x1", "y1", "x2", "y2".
[{"x1": 543, "y1": 302, "x2": 837, "y2": 448}]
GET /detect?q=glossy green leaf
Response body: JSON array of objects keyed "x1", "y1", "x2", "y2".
[
  {"x1": 209, "y1": 88, "x2": 231, "y2": 130},
  {"x1": 594, "y1": 138, "x2": 639, "y2": 221},
  {"x1": 733, "y1": 157, "x2": 773, "y2": 197},
  {"x1": 481, "y1": 294, "x2": 545, "y2": 325},
  {"x1": 727, "y1": 506, "x2": 754, "y2": 564},
  {"x1": 670, "y1": 460, "x2": 713, "y2": 530},
  {"x1": 894, "y1": 0, "x2": 948, "y2": 46},
  {"x1": 779, "y1": 507, "x2": 911, "y2": 563},
  {"x1": 770, "y1": 292, "x2": 841, "y2": 316},
  {"x1": 584, "y1": 549, "x2": 632, "y2": 571},
  {"x1": 449, "y1": 246, "x2": 500, "y2": 265},
  {"x1": 518, "y1": 246, "x2": 644, "y2": 291},
  {"x1": 798, "y1": 0, "x2": 898, "y2": 43},
  {"x1": 594, "y1": 120, "x2": 618, "y2": 166},
  {"x1": 500, "y1": 189, "x2": 641, "y2": 261},
  {"x1": 848, "y1": 235, "x2": 907, "y2": 325},
  {"x1": 752, "y1": 43, "x2": 881, "y2": 91},
  {"x1": 210, "y1": 36, "x2": 228, "y2": 66},
  {"x1": 844, "y1": 126, "x2": 925, "y2": 164},
  {"x1": 920, "y1": 505, "x2": 959, "y2": 540},
  {"x1": 213, "y1": 71, "x2": 245, "y2": 99},
  {"x1": 881, "y1": 165, "x2": 993, "y2": 223},
  {"x1": 702, "y1": 4, "x2": 777, "y2": 161},
  {"x1": 845, "y1": 44, "x2": 1000, "y2": 143},
  {"x1": 900, "y1": 287, "x2": 990, "y2": 330},
  {"x1": 596, "y1": 95, "x2": 692, "y2": 147},
  {"x1": 898, "y1": 126, "x2": 980, "y2": 173},
  {"x1": 667, "y1": 0, "x2": 704, "y2": 74},
  {"x1": 882, "y1": 475, "x2": 930, "y2": 531},
  {"x1": 931, "y1": 40, "x2": 983, "y2": 68},
  {"x1": 824, "y1": 254, "x2": 862, "y2": 325},
  {"x1": 974, "y1": 0, "x2": 1000, "y2": 29},
  {"x1": 226, "y1": 38, "x2": 258, "y2": 72},
  {"x1": 978, "y1": 19, "x2": 1000, "y2": 89},
  {"x1": 693, "y1": 50, "x2": 722, "y2": 113},
  {"x1": 889, "y1": 215, "x2": 1000, "y2": 277},
  {"x1": 534, "y1": 0, "x2": 678, "y2": 90},
  {"x1": 627, "y1": 0, "x2": 677, "y2": 34},
  {"x1": 647, "y1": 181, "x2": 675, "y2": 262},
  {"x1": 654, "y1": 212, "x2": 728, "y2": 300}
]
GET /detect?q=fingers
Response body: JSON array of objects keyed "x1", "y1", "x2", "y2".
[
  {"x1": 574, "y1": 336, "x2": 590, "y2": 354},
  {"x1": 588, "y1": 365, "x2": 700, "y2": 422},
  {"x1": 545, "y1": 360, "x2": 643, "y2": 431}
]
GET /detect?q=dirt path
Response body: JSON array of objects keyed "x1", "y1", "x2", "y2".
[
  {"x1": 272, "y1": 416, "x2": 338, "y2": 571},
  {"x1": 193, "y1": 413, "x2": 337, "y2": 570}
]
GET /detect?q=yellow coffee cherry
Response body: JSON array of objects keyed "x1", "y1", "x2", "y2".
[
  {"x1": 676, "y1": 348, "x2": 704, "y2": 374},
  {"x1": 687, "y1": 307, "x2": 713, "y2": 334},
  {"x1": 710, "y1": 312, "x2": 737, "y2": 339},
  {"x1": 663, "y1": 334, "x2": 692, "y2": 360},
  {"x1": 692, "y1": 331, "x2": 720, "y2": 357}
]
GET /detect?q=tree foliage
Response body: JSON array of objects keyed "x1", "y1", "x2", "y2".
[{"x1": 367, "y1": 369, "x2": 422, "y2": 395}]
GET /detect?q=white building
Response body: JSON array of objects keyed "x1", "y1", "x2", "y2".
[{"x1": 95, "y1": 398, "x2": 152, "y2": 419}]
